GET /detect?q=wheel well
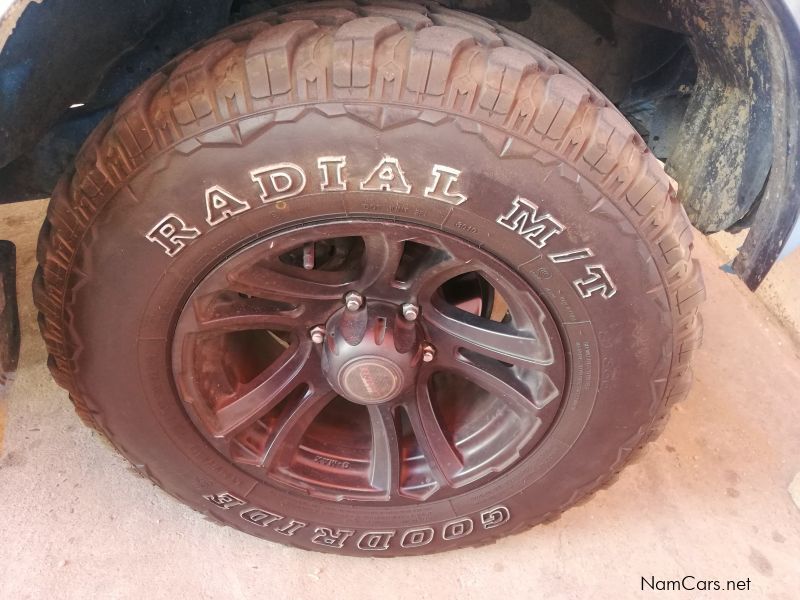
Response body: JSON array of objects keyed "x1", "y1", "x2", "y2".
[{"x1": 0, "y1": 0, "x2": 795, "y2": 287}]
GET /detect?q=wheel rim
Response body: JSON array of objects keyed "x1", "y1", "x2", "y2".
[{"x1": 172, "y1": 220, "x2": 567, "y2": 504}]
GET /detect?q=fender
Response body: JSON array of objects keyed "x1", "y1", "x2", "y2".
[
  {"x1": 732, "y1": 0, "x2": 800, "y2": 286},
  {"x1": 612, "y1": 0, "x2": 800, "y2": 288}
]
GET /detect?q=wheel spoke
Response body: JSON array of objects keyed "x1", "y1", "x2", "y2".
[
  {"x1": 358, "y1": 233, "x2": 407, "y2": 294},
  {"x1": 227, "y1": 261, "x2": 355, "y2": 302},
  {"x1": 407, "y1": 254, "x2": 474, "y2": 303},
  {"x1": 258, "y1": 382, "x2": 337, "y2": 470},
  {"x1": 190, "y1": 292, "x2": 299, "y2": 333},
  {"x1": 401, "y1": 383, "x2": 463, "y2": 487},
  {"x1": 441, "y1": 353, "x2": 544, "y2": 420},
  {"x1": 367, "y1": 404, "x2": 402, "y2": 497},
  {"x1": 425, "y1": 298, "x2": 551, "y2": 367},
  {"x1": 212, "y1": 342, "x2": 312, "y2": 437}
]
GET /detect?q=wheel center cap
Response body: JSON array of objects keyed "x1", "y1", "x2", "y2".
[
  {"x1": 338, "y1": 356, "x2": 404, "y2": 404},
  {"x1": 320, "y1": 302, "x2": 421, "y2": 405}
]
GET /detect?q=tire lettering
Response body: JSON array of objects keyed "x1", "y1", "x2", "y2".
[
  {"x1": 240, "y1": 508, "x2": 282, "y2": 527},
  {"x1": 250, "y1": 162, "x2": 306, "y2": 203},
  {"x1": 273, "y1": 519, "x2": 306, "y2": 536},
  {"x1": 360, "y1": 156, "x2": 411, "y2": 194},
  {"x1": 317, "y1": 156, "x2": 347, "y2": 191},
  {"x1": 356, "y1": 530, "x2": 395, "y2": 551},
  {"x1": 204, "y1": 493, "x2": 511, "y2": 551},
  {"x1": 205, "y1": 185, "x2": 250, "y2": 226},
  {"x1": 548, "y1": 247, "x2": 594, "y2": 263},
  {"x1": 400, "y1": 527, "x2": 434, "y2": 548},
  {"x1": 238, "y1": 506, "x2": 305, "y2": 536},
  {"x1": 424, "y1": 164, "x2": 467, "y2": 205},
  {"x1": 145, "y1": 155, "x2": 475, "y2": 258},
  {"x1": 442, "y1": 517, "x2": 473, "y2": 540},
  {"x1": 497, "y1": 196, "x2": 564, "y2": 248},
  {"x1": 203, "y1": 491, "x2": 245, "y2": 510},
  {"x1": 573, "y1": 264, "x2": 617, "y2": 299},
  {"x1": 480, "y1": 505, "x2": 511, "y2": 529},
  {"x1": 146, "y1": 214, "x2": 201, "y2": 257},
  {"x1": 311, "y1": 527, "x2": 354, "y2": 549},
  {"x1": 145, "y1": 159, "x2": 619, "y2": 302}
]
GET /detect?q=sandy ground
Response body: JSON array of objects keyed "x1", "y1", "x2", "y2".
[
  {"x1": 709, "y1": 230, "x2": 800, "y2": 347},
  {"x1": 1, "y1": 199, "x2": 799, "y2": 599}
]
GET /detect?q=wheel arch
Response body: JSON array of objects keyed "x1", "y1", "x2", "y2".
[{"x1": 0, "y1": 0, "x2": 798, "y2": 288}]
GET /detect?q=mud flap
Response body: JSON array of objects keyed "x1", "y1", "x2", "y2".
[{"x1": 0, "y1": 241, "x2": 20, "y2": 395}]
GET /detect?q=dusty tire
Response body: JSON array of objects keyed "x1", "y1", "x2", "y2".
[{"x1": 34, "y1": 1, "x2": 704, "y2": 556}]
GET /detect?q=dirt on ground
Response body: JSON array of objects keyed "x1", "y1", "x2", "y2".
[
  {"x1": 710, "y1": 229, "x2": 800, "y2": 347},
  {"x1": 1, "y1": 200, "x2": 799, "y2": 599}
]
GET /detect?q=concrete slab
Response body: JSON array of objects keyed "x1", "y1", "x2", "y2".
[{"x1": 1, "y1": 199, "x2": 799, "y2": 599}]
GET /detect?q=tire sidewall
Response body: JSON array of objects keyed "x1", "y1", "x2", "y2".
[{"x1": 68, "y1": 105, "x2": 671, "y2": 555}]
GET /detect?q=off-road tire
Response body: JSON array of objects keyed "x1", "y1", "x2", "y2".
[{"x1": 34, "y1": 1, "x2": 704, "y2": 556}]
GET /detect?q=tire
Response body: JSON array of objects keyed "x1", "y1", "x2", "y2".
[{"x1": 34, "y1": 1, "x2": 704, "y2": 556}]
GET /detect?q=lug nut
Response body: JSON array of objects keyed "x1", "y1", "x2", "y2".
[
  {"x1": 401, "y1": 303, "x2": 419, "y2": 321},
  {"x1": 344, "y1": 291, "x2": 364, "y2": 312},
  {"x1": 421, "y1": 344, "x2": 436, "y2": 363},
  {"x1": 310, "y1": 325, "x2": 326, "y2": 344}
]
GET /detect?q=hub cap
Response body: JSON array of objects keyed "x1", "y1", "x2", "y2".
[
  {"x1": 321, "y1": 302, "x2": 422, "y2": 405},
  {"x1": 172, "y1": 221, "x2": 567, "y2": 503}
]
